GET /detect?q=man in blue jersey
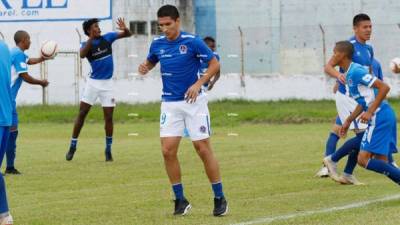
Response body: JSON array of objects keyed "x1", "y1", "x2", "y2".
[
  {"x1": 317, "y1": 14, "x2": 373, "y2": 183},
  {"x1": 138, "y1": 5, "x2": 227, "y2": 216},
  {"x1": 66, "y1": 18, "x2": 131, "y2": 162},
  {"x1": 334, "y1": 41, "x2": 400, "y2": 186},
  {"x1": 4, "y1": 30, "x2": 50, "y2": 175},
  {"x1": 0, "y1": 40, "x2": 14, "y2": 225}
]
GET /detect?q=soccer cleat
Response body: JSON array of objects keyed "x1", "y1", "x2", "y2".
[
  {"x1": 105, "y1": 151, "x2": 113, "y2": 162},
  {"x1": 315, "y1": 166, "x2": 329, "y2": 178},
  {"x1": 4, "y1": 168, "x2": 21, "y2": 175},
  {"x1": 66, "y1": 147, "x2": 76, "y2": 161},
  {"x1": 213, "y1": 197, "x2": 228, "y2": 216},
  {"x1": 391, "y1": 162, "x2": 399, "y2": 168},
  {"x1": 338, "y1": 174, "x2": 365, "y2": 185},
  {"x1": 0, "y1": 214, "x2": 13, "y2": 225},
  {"x1": 323, "y1": 156, "x2": 340, "y2": 182},
  {"x1": 173, "y1": 198, "x2": 191, "y2": 216}
]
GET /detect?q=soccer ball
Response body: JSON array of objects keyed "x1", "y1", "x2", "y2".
[
  {"x1": 40, "y1": 40, "x2": 58, "y2": 59},
  {"x1": 389, "y1": 57, "x2": 400, "y2": 74}
]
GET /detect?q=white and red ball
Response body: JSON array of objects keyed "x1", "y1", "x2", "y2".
[
  {"x1": 390, "y1": 57, "x2": 400, "y2": 74},
  {"x1": 40, "y1": 40, "x2": 58, "y2": 59}
]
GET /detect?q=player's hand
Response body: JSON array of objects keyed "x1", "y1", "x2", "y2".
[
  {"x1": 116, "y1": 18, "x2": 127, "y2": 31},
  {"x1": 138, "y1": 63, "x2": 149, "y2": 75},
  {"x1": 340, "y1": 120, "x2": 350, "y2": 137},
  {"x1": 41, "y1": 79, "x2": 49, "y2": 87},
  {"x1": 185, "y1": 83, "x2": 202, "y2": 103},
  {"x1": 337, "y1": 73, "x2": 346, "y2": 84},
  {"x1": 359, "y1": 111, "x2": 373, "y2": 124}
]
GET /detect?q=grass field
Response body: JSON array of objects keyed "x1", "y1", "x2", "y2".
[{"x1": 4, "y1": 120, "x2": 400, "y2": 225}]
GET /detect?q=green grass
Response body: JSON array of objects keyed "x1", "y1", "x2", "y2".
[{"x1": 5, "y1": 122, "x2": 400, "y2": 225}]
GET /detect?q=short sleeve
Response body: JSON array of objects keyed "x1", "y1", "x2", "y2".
[
  {"x1": 146, "y1": 41, "x2": 159, "y2": 64},
  {"x1": 103, "y1": 32, "x2": 119, "y2": 44},
  {"x1": 13, "y1": 53, "x2": 28, "y2": 75},
  {"x1": 214, "y1": 52, "x2": 220, "y2": 61},
  {"x1": 356, "y1": 68, "x2": 377, "y2": 88},
  {"x1": 80, "y1": 41, "x2": 86, "y2": 49},
  {"x1": 194, "y1": 37, "x2": 214, "y2": 64}
]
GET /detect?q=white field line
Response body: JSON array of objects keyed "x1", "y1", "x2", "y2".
[{"x1": 231, "y1": 194, "x2": 400, "y2": 225}]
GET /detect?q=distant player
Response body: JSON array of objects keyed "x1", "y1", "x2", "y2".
[
  {"x1": 0, "y1": 40, "x2": 14, "y2": 225},
  {"x1": 334, "y1": 41, "x2": 400, "y2": 186},
  {"x1": 4, "y1": 30, "x2": 50, "y2": 175},
  {"x1": 317, "y1": 14, "x2": 373, "y2": 181},
  {"x1": 201, "y1": 36, "x2": 220, "y2": 91},
  {"x1": 138, "y1": 5, "x2": 228, "y2": 216},
  {"x1": 66, "y1": 18, "x2": 131, "y2": 162}
]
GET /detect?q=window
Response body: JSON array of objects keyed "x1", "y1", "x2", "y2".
[
  {"x1": 129, "y1": 21, "x2": 147, "y2": 35},
  {"x1": 151, "y1": 21, "x2": 161, "y2": 35}
]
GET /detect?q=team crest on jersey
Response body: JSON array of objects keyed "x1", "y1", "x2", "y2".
[
  {"x1": 179, "y1": 45, "x2": 188, "y2": 54},
  {"x1": 199, "y1": 125, "x2": 207, "y2": 133},
  {"x1": 160, "y1": 49, "x2": 165, "y2": 54}
]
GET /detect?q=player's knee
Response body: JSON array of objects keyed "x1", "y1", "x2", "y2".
[
  {"x1": 161, "y1": 147, "x2": 177, "y2": 160},
  {"x1": 357, "y1": 154, "x2": 369, "y2": 168},
  {"x1": 331, "y1": 125, "x2": 341, "y2": 136},
  {"x1": 104, "y1": 114, "x2": 113, "y2": 123}
]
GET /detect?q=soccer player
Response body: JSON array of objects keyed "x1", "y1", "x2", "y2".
[
  {"x1": 138, "y1": 5, "x2": 228, "y2": 216},
  {"x1": 323, "y1": 59, "x2": 384, "y2": 185},
  {"x1": 4, "y1": 30, "x2": 50, "y2": 175},
  {"x1": 0, "y1": 40, "x2": 14, "y2": 225},
  {"x1": 334, "y1": 40, "x2": 400, "y2": 186},
  {"x1": 316, "y1": 13, "x2": 373, "y2": 180},
  {"x1": 66, "y1": 18, "x2": 131, "y2": 162}
]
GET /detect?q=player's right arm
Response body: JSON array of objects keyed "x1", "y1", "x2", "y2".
[
  {"x1": 80, "y1": 29, "x2": 96, "y2": 58},
  {"x1": 324, "y1": 56, "x2": 346, "y2": 84},
  {"x1": 19, "y1": 72, "x2": 49, "y2": 87}
]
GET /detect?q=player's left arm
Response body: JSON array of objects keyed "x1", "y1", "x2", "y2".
[{"x1": 116, "y1": 18, "x2": 132, "y2": 39}]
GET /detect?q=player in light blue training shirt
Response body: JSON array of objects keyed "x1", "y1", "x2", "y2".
[
  {"x1": 138, "y1": 5, "x2": 227, "y2": 217},
  {"x1": 4, "y1": 30, "x2": 50, "y2": 175},
  {"x1": 334, "y1": 41, "x2": 400, "y2": 186},
  {"x1": 0, "y1": 40, "x2": 14, "y2": 225}
]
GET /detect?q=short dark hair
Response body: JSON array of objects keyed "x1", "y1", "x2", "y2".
[
  {"x1": 83, "y1": 18, "x2": 99, "y2": 36},
  {"x1": 353, "y1": 13, "x2": 371, "y2": 26},
  {"x1": 203, "y1": 36, "x2": 215, "y2": 44},
  {"x1": 335, "y1": 41, "x2": 354, "y2": 59},
  {"x1": 157, "y1": 5, "x2": 180, "y2": 20},
  {"x1": 14, "y1": 30, "x2": 29, "y2": 44}
]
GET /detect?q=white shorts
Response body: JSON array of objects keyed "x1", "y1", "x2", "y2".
[
  {"x1": 81, "y1": 78, "x2": 116, "y2": 107},
  {"x1": 160, "y1": 95, "x2": 211, "y2": 141},
  {"x1": 335, "y1": 91, "x2": 367, "y2": 130}
]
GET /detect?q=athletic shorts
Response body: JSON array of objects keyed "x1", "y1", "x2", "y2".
[
  {"x1": 160, "y1": 95, "x2": 211, "y2": 141},
  {"x1": 335, "y1": 91, "x2": 368, "y2": 130},
  {"x1": 81, "y1": 78, "x2": 115, "y2": 107},
  {"x1": 361, "y1": 103, "x2": 397, "y2": 155}
]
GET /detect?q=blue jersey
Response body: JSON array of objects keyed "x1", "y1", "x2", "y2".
[
  {"x1": 0, "y1": 41, "x2": 13, "y2": 126},
  {"x1": 338, "y1": 36, "x2": 374, "y2": 94},
  {"x1": 346, "y1": 62, "x2": 385, "y2": 111},
  {"x1": 10, "y1": 47, "x2": 29, "y2": 103},
  {"x1": 81, "y1": 32, "x2": 118, "y2": 80},
  {"x1": 147, "y1": 31, "x2": 215, "y2": 101}
]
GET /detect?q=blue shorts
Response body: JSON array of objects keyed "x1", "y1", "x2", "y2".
[
  {"x1": 0, "y1": 127, "x2": 10, "y2": 168},
  {"x1": 361, "y1": 104, "x2": 397, "y2": 156}
]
